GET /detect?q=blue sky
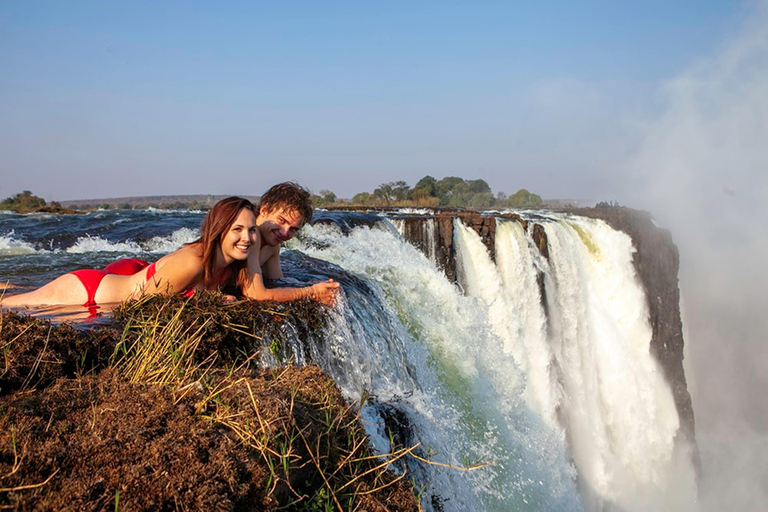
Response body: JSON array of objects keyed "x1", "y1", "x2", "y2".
[{"x1": 0, "y1": 0, "x2": 755, "y2": 200}]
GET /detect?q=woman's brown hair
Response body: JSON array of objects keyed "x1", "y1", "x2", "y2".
[{"x1": 196, "y1": 196, "x2": 255, "y2": 288}]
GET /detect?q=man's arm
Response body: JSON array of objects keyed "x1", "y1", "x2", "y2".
[{"x1": 242, "y1": 246, "x2": 340, "y2": 305}]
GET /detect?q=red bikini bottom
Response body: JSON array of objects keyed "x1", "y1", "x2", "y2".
[{"x1": 71, "y1": 258, "x2": 150, "y2": 308}]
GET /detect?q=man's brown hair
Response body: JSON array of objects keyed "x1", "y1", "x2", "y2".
[{"x1": 257, "y1": 182, "x2": 314, "y2": 228}]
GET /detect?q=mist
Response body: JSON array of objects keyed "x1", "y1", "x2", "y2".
[{"x1": 623, "y1": 3, "x2": 768, "y2": 509}]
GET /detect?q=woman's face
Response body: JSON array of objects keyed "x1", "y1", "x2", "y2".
[{"x1": 220, "y1": 207, "x2": 258, "y2": 263}]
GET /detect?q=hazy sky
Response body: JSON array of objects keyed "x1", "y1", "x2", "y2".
[{"x1": 0, "y1": 0, "x2": 750, "y2": 201}]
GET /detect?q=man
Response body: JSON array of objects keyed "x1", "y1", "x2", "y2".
[{"x1": 241, "y1": 182, "x2": 340, "y2": 305}]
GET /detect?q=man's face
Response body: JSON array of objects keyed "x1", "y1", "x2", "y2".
[{"x1": 257, "y1": 206, "x2": 304, "y2": 247}]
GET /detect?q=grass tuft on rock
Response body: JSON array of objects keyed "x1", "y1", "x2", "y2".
[{"x1": 0, "y1": 292, "x2": 419, "y2": 511}]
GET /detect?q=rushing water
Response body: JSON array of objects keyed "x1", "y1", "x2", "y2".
[{"x1": 0, "y1": 208, "x2": 698, "y2": 510}]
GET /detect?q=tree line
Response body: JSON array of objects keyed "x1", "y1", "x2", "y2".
[
  {"x1": 314, "y1": 176, "x2": 543, "y2": 208},
  {"x1": 3, "y1": 179, "x2": 545, "y2": 213},
  {"x1": 0, "y1": 191, "x2": 213, "y2": 213}
]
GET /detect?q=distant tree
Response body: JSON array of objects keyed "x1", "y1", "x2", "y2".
[
  {"x1": 372, "y1": 181, "x2": 411, "y2": 204},
  {"x1": 0, "y1": 190, "x2": 47, "y2": 212},
  {"x1": 467, "y1": 179, "x2": 491, "y2": 195},
  {"x1": 313, "y1": 189, "x2": 337, "y2": 206},
  {"x1": 506, "y1": 189, "x2": 543, "y2": 207},
  {"x1": 413, "y1": 175, "x2": 437, "y2": 197},
  {"x1": 373, "y1": 183, "x2": 393, "y2": 204},
  {"x1": 468, "y1": 192, "x2": 495, "y2": 207},
  {"x1": 412, "y1": 187, "x2": 433, "y2": 201},
  {"x1": 435, "y1": 177, "x2": 465, "y2": 204},
  {"x1": 391, "y1": 181, "x2": 411, "y2": 201},
  {"x1": 319, "y1": 189, "x2": 337, "y2": 204},
  {"x1": 496, "y1": 191, "x2": 507, "y2": 201},
  {"x1": 352, "y1": 192, "x2": 372, "y2": 205},
  {"x1": 118, "y1": 203, "x2": 132, "y2": 210},
  {"x1": 595, "y1": 200, "x2": 623, "y2": 208},
  {"x1": 448, "y1": 181, "x2": 471, "y2": 206}
]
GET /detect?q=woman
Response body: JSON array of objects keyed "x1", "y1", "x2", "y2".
[{"x1": 1, "y1": 197, "x2": 258, "y2": 309}]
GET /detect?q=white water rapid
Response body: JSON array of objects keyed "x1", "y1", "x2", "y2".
[{"x1": 290, "y1": 212, "x2": 698, "y2": 511}]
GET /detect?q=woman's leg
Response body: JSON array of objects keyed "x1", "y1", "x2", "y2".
[{"x1": 0, "y1": 273, "x2": 89, "y2": 306}]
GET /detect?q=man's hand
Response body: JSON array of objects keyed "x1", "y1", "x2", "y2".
[{"x1": 310, "y1": 279, "x2": 341, "y2": 306}]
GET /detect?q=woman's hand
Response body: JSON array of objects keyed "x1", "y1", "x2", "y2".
[{"x1": 309, "y1": 279, "x2": 341, "y2": 306}]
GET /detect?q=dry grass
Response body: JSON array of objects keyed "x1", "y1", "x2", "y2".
[
  {"x1": 109, "y1": 292, "x2": 420, "y2": 510},
  {"x1": 2, "y1": 292, "x2": 486, "y2": 510}
]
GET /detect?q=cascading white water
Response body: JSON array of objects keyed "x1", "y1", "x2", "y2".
[
  {"x1": 292, "y1": 222, "x2": 582, "y2": 511},
  {"x1": 454, "y1": 219, "x2": 560, "y2": 430},
  {"x1": 542, "y1": 217, "x2": 698, "y2": 511},
  {"x1": 291, "y1": 212, "x2": 698, "y2": 511},
  {"x1": 453, "y1": 214, "x2": 699, "y2": 511},
  {"x1": 391, "y1": 217, "x2": 439, "y2": 265}
]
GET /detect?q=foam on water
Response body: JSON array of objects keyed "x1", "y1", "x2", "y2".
[
  {"x1": 59, "y1": 228, "x2": 198, "y2": 256},
  {"x1": 386, "y1": 207, "x2": 436, "y2": 216},
  {"x1": 143, "y1": 227, "x2": 199, "y2": 253},
  {"x1": 65, "y1": 235, "x2": 143, "y2": 254},
  {"x1": 390, "y1": 218, "x2": 438, "y2": 264},
  {"x1": 297, "y1": 212, "x2": 699, "y2": 511},
  {"x1": 144, "y1": 207, "x2": 205, "y2": 214},
  {"x1": 1, "y1": 207, "x2": 701, "y2": 510},
  {"x1": 0, "y1": 232, "x2": 41, "y2": 256},
  {"x1": 292, "y1": 222, "x2": 582, "y2": 511},
  {"x1": 454, "y1": 219, "x2": 560, "y2": 430}
]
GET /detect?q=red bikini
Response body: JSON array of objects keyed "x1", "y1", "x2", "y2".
[
  {"x1": 71, "y1": 258, "x2": 150, "y2": 307},
  {"x1": 72, "y1": 257, "x2": 223, "y2": 309}
]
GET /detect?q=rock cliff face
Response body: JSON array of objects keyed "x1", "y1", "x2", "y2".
[{"x1": 393, "y1": 207, "x2": 698, "y2": 473}]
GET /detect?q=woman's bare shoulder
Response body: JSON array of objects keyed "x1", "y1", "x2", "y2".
[
  {"x1": 156, "y1": 243, "x2": 202, "y2": 269},
  {"x1": 147, "y1": 244, "x2": 205, "y2": 289}
]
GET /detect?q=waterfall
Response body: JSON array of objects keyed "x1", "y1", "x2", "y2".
[
  {"x1": 289, "y1": 211, "x2": 698, "y2": 511},
  {"x1": 541, "y1": 217, "x2": 697, "y2": 511},
  {"x1": 454, "y1": 219, "x2": 559, "y2": 429},
  {"x1": 392, "y1": 216, "x2": 439, "y2": 265},
  {"x1": 291, "y1": 221, "x2": 581, "y2": 511}
]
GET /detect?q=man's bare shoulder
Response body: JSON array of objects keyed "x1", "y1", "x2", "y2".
[{"x1": 259, "y1": 241, "x2": 280, "y2": 264}]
